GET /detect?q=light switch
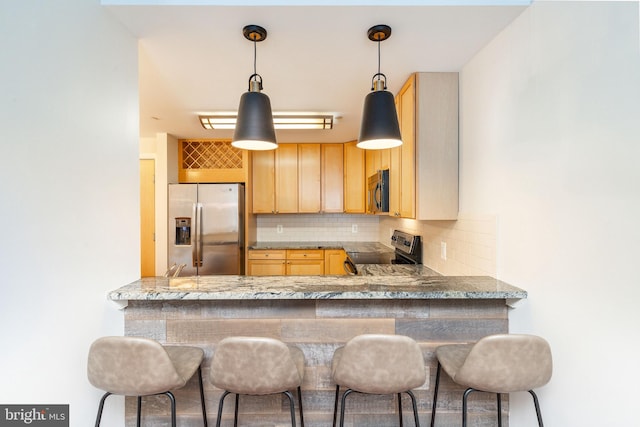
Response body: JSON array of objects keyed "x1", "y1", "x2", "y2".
[{"x1": 441, "y1": 242, "x2": 447, "y2": 260}]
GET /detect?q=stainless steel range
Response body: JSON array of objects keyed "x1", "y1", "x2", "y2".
[
  {"x1": 345, "y1": 230, "x2": 422, "y2": 272},
  {"x1": 390, "y1": 230, "x2": 422, "y2": 264}
]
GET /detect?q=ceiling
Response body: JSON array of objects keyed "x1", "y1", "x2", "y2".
[{"x1": 104, "y1": 1, "x2": 530, "y2": 143}]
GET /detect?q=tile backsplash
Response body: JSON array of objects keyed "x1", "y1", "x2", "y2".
[
  {"x1": 255, "y1": 213, "x2": 497, "y2": 277},
  {"x1": 256, "y1": 214, "x2": 379, "y2": 242}
]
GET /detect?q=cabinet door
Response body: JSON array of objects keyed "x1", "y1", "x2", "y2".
[
  {"x1": 391, "y1": 75, "x2": 416, "y2": 218},
  {"x1": 275, "y1": 144, "x2": 298, "y2": 213},
  {"x1": 298, "y1": 144, "x2": 321, "y2": 213},
  {"x1": 343, "y1": 141, "x2": 366, "y2": 213},
  {"x1": 399, "y1": 81, "x2": 416, "y2": 218},
  {"x1": 252, "y1": 150, "x2": 275, "y2": 213},
  {"x1": 248, "y1": 260, "x2": 287, "y2": 276},
  {"x1": 324, "y1": 249, "x2": 347, "y2": 275},
  {"x1": 286, "y1": 260, "x2": 325, "y2": 275},
  {"x1": 321, "y1": 144, "x2": 344, "y2": 213}
]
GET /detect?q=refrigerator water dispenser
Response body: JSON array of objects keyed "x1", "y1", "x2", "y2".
[{"x1": 175, "y1": 217, "x2": 191, "y2": 245}]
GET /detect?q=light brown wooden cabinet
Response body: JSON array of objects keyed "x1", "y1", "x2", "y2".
[
  {"x1": 247, "y1": 250, "x2": 287, "y2": 276},
  {"x1": 392, "y1": 72, "x2": 458, "y2": 219},
  {"x1": 390, "y1": 75, "x2": 417, "y2": 218},
  {"x1": 285, "y1": 249, "x2": 324, "y2": 275},
  {"x1": 298, "y1": 144, "x2": 321, "y2": 213},
  {"x1": 251, "y1": 144, "x2": 321, "y2": 214},
  {"x1": 324, "y1": 249, "x2": 347, "y2": 275},
  {"x1": 321, "y1": 144, "x2": 344, "y2": 213},
  {"x1": 248, "y1": 249, "x2": 326, "y2": 276},
  {"x1": 343, "y1": 141, "x2": 366, "y2": 214}
]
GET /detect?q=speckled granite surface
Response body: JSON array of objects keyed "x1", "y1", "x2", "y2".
[
  {"x1": 248, "y1": 241, "x2": 394, "y2": 254},
  {"x1": 109, "y1": 274, "x2": 526, "y2": 302}
]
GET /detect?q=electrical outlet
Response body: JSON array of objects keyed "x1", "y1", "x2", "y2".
[
  {"x1": 441, "y1": 242, "x2": 447, "y2": 260},
  {"x1": 351, "y1": 224, "x2": 358, "y2": 233},
  {"x1": 276, "y1": 225, "x2": 283, "y2": 234}
]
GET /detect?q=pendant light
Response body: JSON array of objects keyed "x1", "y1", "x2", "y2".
[
  {"x1": 231, "y1": 25, "x2": 277, "y2": 151},
  {"x1": 357, "y1": 25, "x2": 402, "y2": 150}
]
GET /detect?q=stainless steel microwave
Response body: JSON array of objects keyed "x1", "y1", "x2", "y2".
[{"x1": 367, "y1": 169, "x2": 389, "y2": 214}]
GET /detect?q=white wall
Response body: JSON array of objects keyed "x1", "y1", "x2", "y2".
[
  {"x1": 0, "y1": 1, "x2": 138, "y2": 426},
  {"x1": 460, "y1": 1, "x2": 640, "y2": 425}
]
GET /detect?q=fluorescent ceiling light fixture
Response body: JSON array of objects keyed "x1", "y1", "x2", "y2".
[{"x1": 200, "y1": 114, "x2": 334, "y2": 130}]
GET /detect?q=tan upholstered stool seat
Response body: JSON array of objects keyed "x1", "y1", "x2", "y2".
[
  {"x1": 430, "y1": 334, "x2": 552, "y2": 427},
  {"x1": 331, "y1": 334, "x2": 426, "y2": 427},
  {"x1": 87, "y1": 336, "x2": 207, "y2": 427},
  {"x1": 209, "y1": 337, "x2": 305, "y2": 427}
]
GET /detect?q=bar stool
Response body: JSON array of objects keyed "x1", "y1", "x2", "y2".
[
  {"x1": 430, "y1": 334, "x2": 552, "y2": 427},
  {"x1": 331, "y1": 334, "x2": 426, "y2": 427},
  {"x1": 87, "y1": 336, "x2": 207, "y2": 427},
  {"x1": 209, "y1": 336, "x2": 305, "y2": 427}
]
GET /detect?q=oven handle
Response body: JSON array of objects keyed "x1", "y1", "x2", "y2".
[{"x1": 343, "y1": 257, "x2": 358, "y2": 275}]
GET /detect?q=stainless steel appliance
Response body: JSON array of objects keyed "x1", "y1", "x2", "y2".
[
  {"x1": 390, "y1": 230, "x2": 421, "y2": 264},
  {"x1": 168, "y1": 183, "x2": 245, "y2": 276},
  {"x1": 345, "y1": 230, "x2": 421, "y2": 272},
  {"x1": 367, "y1": 169, "x2": 389, "y2": 214}
]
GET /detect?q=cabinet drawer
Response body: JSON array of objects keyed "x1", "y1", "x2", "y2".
[
  {"x1": 286, "y1": 249, "x2": 324, "y2": 260},
  {"x1": 248, "y1": 250, "x2": 286, "y2": 260}
]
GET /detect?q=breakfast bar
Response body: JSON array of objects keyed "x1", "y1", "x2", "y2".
[{"x1": 109, "y1": 274, "x2": 526, "y2": 426}]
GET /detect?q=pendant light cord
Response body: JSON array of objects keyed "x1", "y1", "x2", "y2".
[
  {"x1": 253, "y1": 39, "x2": 257, "y2": 80},
  {"x1": 377, "y1": 38, "x2": 381, "y2": 82}
]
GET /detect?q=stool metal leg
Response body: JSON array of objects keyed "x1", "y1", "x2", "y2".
[
  {"x1": 430, "y1": 362, "x2": 441, "y2": 427},
  {"x1": 94, "y1": 392, "x2": 112, "y2": 427},
  {"x1": 462, "y1": 388, "x2": 475, "y2": 427},
  {"x1": 197, "y1": 367, "x2": 208, "y2": 427},
  {"x1": 283, "y1": 390, "x2": 297, "y2": 427},
  {"x1": 234, "y1": 393, "x2": 239, "y2": 427},
  {"x1": 339, "y1": 388, "x2": 354, "y2": 427},
  {"x1": 405, "y1": 390, "x2": 421, "y2": 427},
  {"x1": 297, "y1": 386, "x2": 305, "y2": 427},
  {"x1": 397, "y1": 393, "x2": 404, "y2": 427},
  {"x1": 215, "y1": 390, "x2": 232, "y2": 427},
  {"x1": 163, "y1": 391, "x2": 176, "y2": 427},
  {"x1": 497, "y1": 393, "x2": 502, "y2": 427},
  {"x1": 136, "y1": 396, "x2": 142, "y2": 427},
  {"x1": 528, "y1": 390, "x2": 544, "y2": 427},
  {"x1": 333, "y1": 385, "x2": 340, "y2": 427}
]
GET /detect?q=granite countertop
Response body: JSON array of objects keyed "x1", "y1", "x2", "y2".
[
  {"x1": 109, "y1": 274, "x2": 527, "y2": 306},
  {"x1": 248, "y1": 241, "x2": 394, "y2": 254}
]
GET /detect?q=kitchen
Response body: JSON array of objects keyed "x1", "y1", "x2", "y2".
[{"x1": 2, "y1": 2, "x2": 640, "y2": 427}]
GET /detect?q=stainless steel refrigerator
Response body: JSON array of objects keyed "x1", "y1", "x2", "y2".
[{"x1": 168, "y1": 183, "x2": 244, "y2": 276}]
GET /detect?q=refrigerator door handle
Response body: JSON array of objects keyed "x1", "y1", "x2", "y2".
[
  {"x1": 197, "y1": 203, "x2": 204, "y2": 267},
  {"x1": 191, "y1": 203, "x2": 198, "y2": 268}
]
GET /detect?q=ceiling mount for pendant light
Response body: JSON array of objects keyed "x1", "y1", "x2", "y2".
[
  {"x1": 231, "y1": 24, "x2": 277, "y2": 151},
  {"x1": 357, "y1": 24, "x2": 402, "y2": 150}
]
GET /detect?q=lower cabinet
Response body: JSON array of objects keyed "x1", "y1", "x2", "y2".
[
  {"x1": 324, "y1": 249, "x2": 347, "y2": 275},
  {"x1": 286, "y1": 250, "x2": 325, "y2": 275},
  {"x1": 247, "y1": 249, "x2": 346, "y2": 276},
  {"x1": 247, "y1": 250, "x2": 287, "y2": 276}
]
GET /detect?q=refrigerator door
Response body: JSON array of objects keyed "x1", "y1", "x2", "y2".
[
  {"x1": 168, "y1": 184, "x2": 198, "y2": 276},
  {"x1": 197, "y1": 183, "x2": 244, "y2": 275}
]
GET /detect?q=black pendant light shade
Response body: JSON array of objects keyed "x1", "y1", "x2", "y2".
[
  {"x1": 358, "y1": 89, "x2": 402, "y2": 149},
  {"x1": 233, "y1": 89, "x2": 277, "y2": 150},
  {"x1": 357, "y1": 24, "x2": 402, "y2": 150},
  {"x1": 231, "y1": 25, "x2": 277, "y2": 151}
]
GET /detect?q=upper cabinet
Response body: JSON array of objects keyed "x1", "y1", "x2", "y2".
[
  {"x1": 251, "y1": 143, "x2": 322, "y2": 214},
  {"x1": 321, "y1": 144, "x2": 344, "y2": 213},
  {"x1": 343, "y1": 141, "x2": 366, "y2": 213},
  {"x1": 298, "y1": 144, "x2": 322, "y2": 213},
  {"x1": 393, "y1": 72, "x2": 459, "y2": 220}
]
